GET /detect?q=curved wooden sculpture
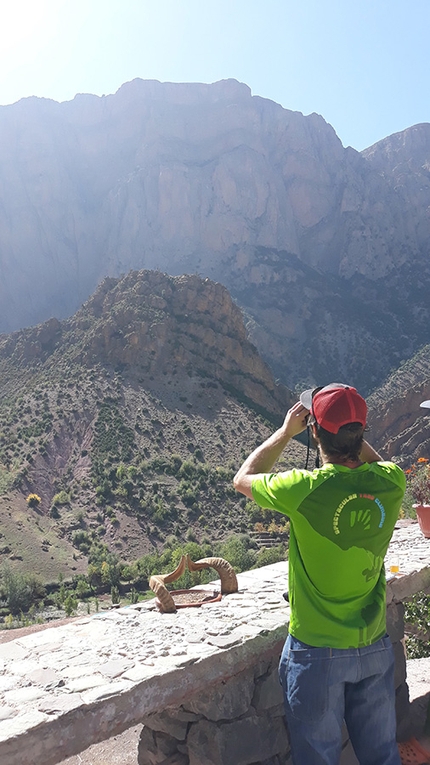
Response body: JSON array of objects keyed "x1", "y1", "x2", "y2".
[
  {"x1": 186, "y1": 555, "x2": 238, "y2": 594},
  {"x1": 149, "y1": 554, "x2": 238, "y2": 612},
  {"x1": 149, "y1": 554, "x2": 187, "y2": 614}
]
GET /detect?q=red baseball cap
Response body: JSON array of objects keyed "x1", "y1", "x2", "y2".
[{"x1": 300, "y1": 383, "x2": 367, "y2": 434}]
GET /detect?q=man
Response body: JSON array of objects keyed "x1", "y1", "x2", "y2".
[{"x1": 233, "y1": 383, "x2": 405, "y2": 765}]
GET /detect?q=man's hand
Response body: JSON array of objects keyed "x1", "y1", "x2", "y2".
[
  {"x1": 233, "y1": 401, "x2": 309, "y2": 499},
  {"x1": 281, "y1": 401, "x2": 309, "y2": 439}
]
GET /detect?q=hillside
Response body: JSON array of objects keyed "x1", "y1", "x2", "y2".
[
  {"x1": 368, "y1": 344, "x2": 430, "y2": 465},
  {"x1": 0, "y1": 79, "x2": 429, "y2": 391},
  {"x1": 0, "y1": 270, "x2": 305, "y2": 582}
]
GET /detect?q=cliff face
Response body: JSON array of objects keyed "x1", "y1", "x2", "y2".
[{"x1": 1, "y1": 79, "x2": 430, "y2": 390}]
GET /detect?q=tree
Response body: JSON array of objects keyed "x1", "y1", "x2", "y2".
[
  {"x1": 1, "y1": 564, "x2": 45, "y2": 614},
  {"x1": 111, "y1": 585, "x2": 120, "y2": 605},
  {"x1": 218, "y1": 535, "x2": 257, "y2": 572},
  {"x1": 63, "y1": 593, "x2": 78, "y2": 617},
  {"x1": 74, "y1": 576, "x2": 91, "y2": 599},
  {"x1": 256, "y1": 544, "x2": 287, "y2": 568}
]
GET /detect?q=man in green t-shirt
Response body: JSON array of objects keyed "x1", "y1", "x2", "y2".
[{"x1": 233, "y1": 383, "x2": 405, "y2": 765}]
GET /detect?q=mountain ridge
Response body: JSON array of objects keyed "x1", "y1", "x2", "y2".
[{"x1": 1, "y1": 78, "x2": 429, "y2": 390}]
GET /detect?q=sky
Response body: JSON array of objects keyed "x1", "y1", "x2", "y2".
[{"x1": 0, "y1": 0, "x2": 429, "y2": 151}]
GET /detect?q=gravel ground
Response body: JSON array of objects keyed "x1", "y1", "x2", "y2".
[
  {"x1": 0, "y1": 615, "x2": 82, "y2": 643},
  {"x1": 61, "y1": 727, "x2": 141, "y2": 765}
]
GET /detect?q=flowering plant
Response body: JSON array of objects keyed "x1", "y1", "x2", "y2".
[
  {"x1": 405, "y1": 458, "x2": 430, "y2": 505},
  {"x1": 26, "y1": 493, "x2": 41, "y2": 508}
]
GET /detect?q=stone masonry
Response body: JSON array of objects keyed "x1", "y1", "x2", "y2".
[{"x1": 0, "y1": 522, "x2": 429, "y2": 765}]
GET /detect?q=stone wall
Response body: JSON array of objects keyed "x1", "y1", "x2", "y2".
[
  {"x1": 134, "y1": 599, "x2": 408, "y2": 765},
  {"x1": 1, "y1": 525, "x2": 429, "y2": 765},
  {"x1": 137, "y1": 646, "x2": 290, "y2": 765},
  {"x1": 388, "y1": 601, "x2": 410, "y2": 742}
]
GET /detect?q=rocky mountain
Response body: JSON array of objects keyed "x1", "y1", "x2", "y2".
[
  {"x1": 0, "y1": 270, "x2": 304, "y2": 581},
  {"x1": 1, "y1": 269, "x2": 290, "y2": 420},
  {"x1": 1, "y1": 78, "x2": 430, "y2": 392}
]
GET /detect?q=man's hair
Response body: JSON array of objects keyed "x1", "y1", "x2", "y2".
[{"x1": 313, "y1": 421, "x2": 364, "y2": 462}]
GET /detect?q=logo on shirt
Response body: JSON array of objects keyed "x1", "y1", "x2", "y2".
[{"x1": 333, "y1": 493, "x2": 386, "y2": 535}]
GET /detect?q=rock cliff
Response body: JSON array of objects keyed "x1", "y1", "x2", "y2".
[{"x1": 0, "y1": 79, "x2": 429, "y2": 390}]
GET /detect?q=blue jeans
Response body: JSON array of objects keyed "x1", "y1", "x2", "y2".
[{"x1": 279, "y1": 633, "x2": 401, "y2": 765}]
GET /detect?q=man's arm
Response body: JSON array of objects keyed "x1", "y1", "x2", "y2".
[
  {"x1": 233, "y1": 401, "x2": 309, "y2": 499},
  {"x1": 359, "y1": 440, "x2": 383, "y2": 464}
]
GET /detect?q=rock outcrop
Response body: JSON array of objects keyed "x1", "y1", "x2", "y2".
[{"x1": 1, "y1": 79, "x2": 430, "y2": 390}]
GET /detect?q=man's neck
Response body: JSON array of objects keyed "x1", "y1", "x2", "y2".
[{"x1": 319, "y1": 451, "x2": 363, "y2": 469}]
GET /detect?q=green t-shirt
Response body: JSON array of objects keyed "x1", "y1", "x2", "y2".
[{"x1": 252, "y1": 462, "x2": 405, "y2": 648}]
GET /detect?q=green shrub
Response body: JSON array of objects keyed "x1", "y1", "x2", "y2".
[
  {"x1": 404, "y1": 592, "x2": 430, "y2": 658},
  {"x1": 52, "y1": 490, "x2": 70, "y2": 506},
  {"x1": 72, "y1": 530, "x2": 91, "y2": 553},
  {"x1": 129, "y1": 588, "x2": 139, "y2": 604}
]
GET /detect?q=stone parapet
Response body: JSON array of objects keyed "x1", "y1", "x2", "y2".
[
  {"x1": 0, "y1": 565, "x2": 291, "y2": 765},
  {"x1": 0, "y1": 521, "x2": 429, "y2": 765}
]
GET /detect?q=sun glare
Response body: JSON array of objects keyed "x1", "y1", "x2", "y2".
[{"x1": 0, "y1": 0, "x2": 67, "y2": 66}]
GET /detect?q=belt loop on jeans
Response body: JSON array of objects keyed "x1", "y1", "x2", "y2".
[{"x1": 330, "y1": 648, "x2": 333, "y2": 658}]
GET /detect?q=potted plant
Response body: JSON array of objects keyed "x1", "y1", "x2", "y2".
[{"x1": 405, "y1": 458, "x2": 430, "y2": 538}]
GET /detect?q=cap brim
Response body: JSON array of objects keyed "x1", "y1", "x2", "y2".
[
  {"x1": 299, "y1": 389, "x2": 314, "y2": 410},
  {"x1": 420, "y1": 400, "x2": 430, "y2": 409},
  {"x1": 299, "y1": 383, "x2": 349, "y2": 411}
]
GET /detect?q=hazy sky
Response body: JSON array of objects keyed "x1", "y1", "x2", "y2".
[{"x1": 0, "y1": 0, "x2": 429, "y2": 151}]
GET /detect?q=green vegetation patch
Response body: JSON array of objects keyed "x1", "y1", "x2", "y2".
[
  {"x1": 404, "y1": 592, "x2": 430, "y2": 659},
  {"x1": 18, "y1": 411, "x2": 53, "y2": 441},
  {"x1": 91, "y1": 401, "x2": 135, "y2": 485},
  {"x1": 0, "y1": 466, "x2": 16, "y2": 494},
  {"x1": 0, "y1": 564, "x2": 46, "y2": 614}
]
